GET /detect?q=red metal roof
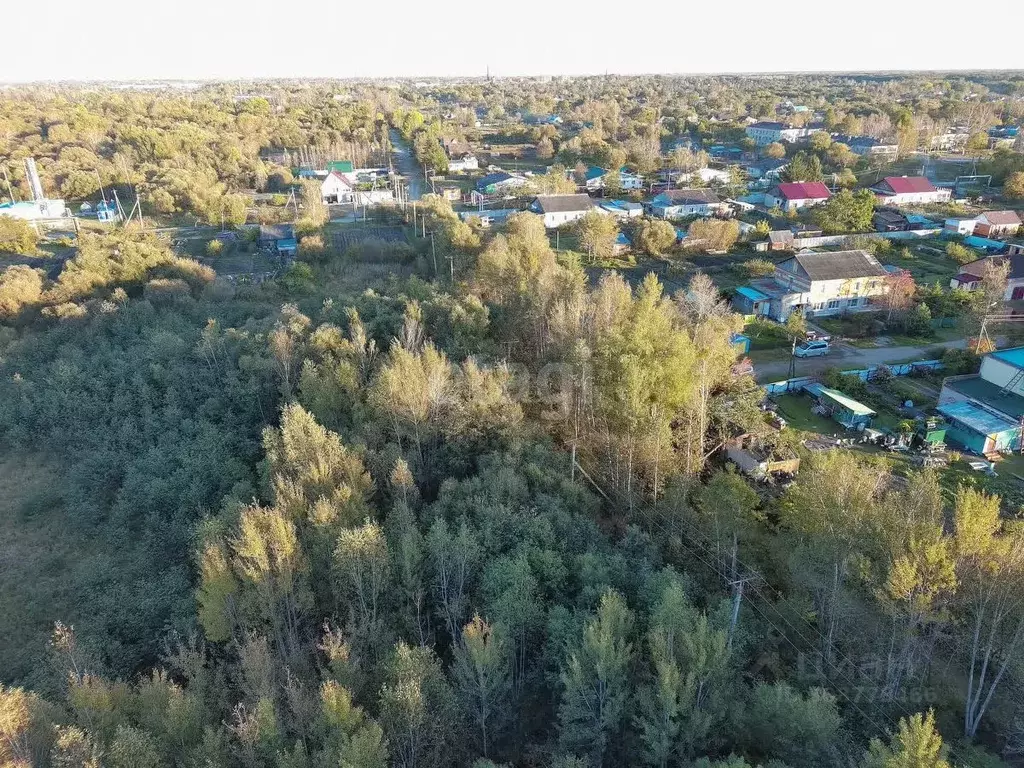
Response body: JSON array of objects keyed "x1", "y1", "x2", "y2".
[
  {"x1": 878, "y1": 176, "x2": 937, "y2": 194},
  {"x1": 774, "y1": 181, "x2": 831, "y2": 200}
]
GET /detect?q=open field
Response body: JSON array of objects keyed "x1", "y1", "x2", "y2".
[{"x1": 328, "y1": 225, "x2": 410, "y2": 251}]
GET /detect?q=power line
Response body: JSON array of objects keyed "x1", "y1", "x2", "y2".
[{"x1": 572, "y1": 455, "x2": 965, "y2": 757}]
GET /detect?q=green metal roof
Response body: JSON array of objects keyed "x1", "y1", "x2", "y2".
[
  {"x1": 327, "y1": 160, "x2": 354, "y2": 173},
  {"x1": 816, "y1": 386, "x2": 876, "y2": 416}
]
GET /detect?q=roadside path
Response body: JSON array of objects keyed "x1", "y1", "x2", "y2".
[
  {"x1": 389, "y1": 129, "x2": 423, "y2": 201},
  {"x1": 754, "y1": 338, "x2": 973, "y2": 382}
]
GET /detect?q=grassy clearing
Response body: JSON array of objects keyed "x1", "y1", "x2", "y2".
[
  {"x1": 773, "y1": 394, "x2": 841, "y2": 435},
  {"x1": 0, "y1": 456, "x2": 99, "y2": 683},
  {"x1": 883, "y1": 240, "x2": 962, "y2": 286},
  {"x1": 743, "y1": 318, "x2": 792, "y2": 351}
]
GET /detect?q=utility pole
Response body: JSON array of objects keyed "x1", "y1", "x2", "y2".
[
  {"x1": 788, "y1": 336, "x2": 797, "y2": 381},
  {"x1": 430, "y1": 231, "x2": 438, "y2": 275},
  {"x1": 727, "y1": 575, "x2": 756, "y2": 652},
  {"x1": 1, "y1": 167, "x2": 13, "y2": 204}
]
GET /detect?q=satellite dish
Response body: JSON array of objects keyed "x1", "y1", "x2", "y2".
[{"x1": 79, "y1": 202, "x2": 93, "y2": 212}]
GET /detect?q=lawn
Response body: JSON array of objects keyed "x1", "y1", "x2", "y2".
[
  {"x1": 773, "y1": 394, "x2": 841, "y2": 435},
  {"x1": 882, "y1": 240, "x2": 962, "y2": 286},
  {"x1": 743, "y1": 318, "x2": 792, "y2": 351}
]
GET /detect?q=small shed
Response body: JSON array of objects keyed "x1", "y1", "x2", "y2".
[
  {"x1": 805, "y1": 383, "x2": 876, "y2": 429},
  {"x1": 733, "y1": 286, "x2": 771, "y2": 317},
  {"x1": 95, "y1": 199, "x2": 121, "y2": 223},
  {"x1": 731, "y1": 333, "x2": 751, "y2": 355},
  {"x1": 768, "y1": 230, "x2": 794, "y2": 251},
  {"x1": 613, "y1": 231, "x2": 631, "y2": 255},
  {"x1": 726, "y1": 433, "x2": 800, "y2": 479},
  {"x1": 259, "y1": 224, "x2": 297, "y2": 256},
  {"x1": 937, "y1": 401, "x2": 1021, "y2": 455}
]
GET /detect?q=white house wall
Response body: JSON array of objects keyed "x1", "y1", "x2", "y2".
[{"x1": 980, "y1": 357, "x2": 1024, "y2": 395}]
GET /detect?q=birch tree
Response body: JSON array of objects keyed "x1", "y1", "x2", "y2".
[
  {"x1": 558, "y1": 590, "x2": 634, "y2": 768},
  {"x1": 953, "y1": 487, "x2": 1024, "y2": 738},
  {"x1": 451, "y1": 615, "x2": 512, "y2": 759}
]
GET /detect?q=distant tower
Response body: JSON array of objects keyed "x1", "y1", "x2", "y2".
[
  {"x1": 25, "y1": 158, "x2": 44, "y2": 202},
  {"x1": 486, "y1": 64, "x2": 491, "y2": 82}
]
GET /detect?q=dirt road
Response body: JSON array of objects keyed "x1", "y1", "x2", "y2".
[{"x1": 753, "y1": 338, "x2": 972, "y2": 382}]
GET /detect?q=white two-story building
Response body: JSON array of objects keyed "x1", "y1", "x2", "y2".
[
  {"x1": 745, "y1": 121, "x2": 823, "y2": 146},
  {"x1": 732, "y1": 249, "x2": 892, "y2": 321}
]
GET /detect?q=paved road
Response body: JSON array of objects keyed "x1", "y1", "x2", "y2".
[
  {"x1": 389, "y1": 129, "x2": 423, "y2": 201},
  {"x1": 754, "y1": 338, "x2": 971, "y2": 382}
]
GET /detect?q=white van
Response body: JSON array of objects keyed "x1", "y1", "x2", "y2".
[{"x1": 794, "y1": 340, "x2": 831, "y2": 358}]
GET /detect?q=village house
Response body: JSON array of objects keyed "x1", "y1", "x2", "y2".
[
  {"x1": 583, "y1": 166, "x2": 644, "y2": 191},
  {"x1": 258, "y1": 224, "x2": 298, "y2": 257},
  {"x1": 988, "y1": 126, "x2": 1020, "y2": 150},
  {"x1": 870, "y1": 176, "x2": 951, "y2": 206},
  {"x1": 657, "y1": 167, "x2": 731, "y2": 186},
  {"x1": 831, "y1": 134, "x2": 899, "y2": 158},
  {"x1": 440, "y1": 138, "x2": 479, "y2": 172},
  {"x1": 974, "y1": 210, "x2": 1022, "y2": 239},
  {"x1": 598, "y1": 199, "x2": 644, "y2": 219},
  {"x1": 731, "y1": 249, "x2": 890, "y2": 321},
  {"x1": 945, "y1": 217, "x2": 979, "y2": 236},
  {"x1": 475, "y1": 172, "x2": 529, "y2": 195},
  {"x1": 649, "y1": 188, "x2": 725, "y2": 219},
  {"x1": 320, "y1": 170, "x2": 354, "y2": 204},
  {"x1": 745, "y1": 158, "x2": 789, "y2": 184},
  {"x1": 764, "y1": 181, "x2": 831, "y2": 212},
  {"x1": 745, "y1": 121, "x2": 822, "y2": 146},
  {"x1": 529, "y1": 194, "x2": 597, "y2": 228},
  {"x1": 938, "y1": 346, "x2": 1024, "y2": 456},
  {"x1": 930, "y1": 129, "x2": 970, "y2": 152},
  {"x1": 950, "y1": 253, "x2": 1024, "y2": 300}
]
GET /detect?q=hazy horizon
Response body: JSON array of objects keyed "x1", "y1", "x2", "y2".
[{"x1": 7, "y1": 0, "x2": 1024, "y2": 83}]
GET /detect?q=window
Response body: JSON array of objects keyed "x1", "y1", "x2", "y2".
[
  {"x1": 848, "y1": 297, "x2": 860, "y2": 307},
  {"x1": 827, "y1": 299, "x2": 840, "y2": 309}
]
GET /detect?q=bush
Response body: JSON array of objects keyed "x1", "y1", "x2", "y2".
[
  {"x1": 205, "y1": 239, "x2": 224, "y2": 257},
  {"x1": 635, "y1": 219, "x2": 678, "y2": 255},
  {"x1": 0, "y1": 217, "x2": 39, "y2": 255},
  {"x1": 143, "y1": 278, "x2": 191, "y2": 304},
  {"x1": 687, "y1": 219, "x2": 740, "y2": 252},
  {"x1": 0, "y1": 265, "x2": 45, "y2": 319},
  {"x1": 941, "y1": 347, "x2": 980, "y2": 375},
  {"x1": 946, "y1": 241, "x2": 975, "y2": 265},
  {"x1": 741, "y1": 258, "x2": 776, "y2": 278},
  {"x1": 822, "y1": 367, "x2": 870, "y2": 401},
  {"x1": 903, "y1": 303, "x2": 933, "y2": 337},
  {"x1": 298, "y1": 235, "x2": 326, "y2": 261}
]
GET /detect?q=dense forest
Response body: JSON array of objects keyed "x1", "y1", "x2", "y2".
[{"x1": 2, "y1": 75, "x2": 1024, "y2": 768}]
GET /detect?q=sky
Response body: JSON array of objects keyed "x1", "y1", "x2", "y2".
[{"x1": 5, "y1": 0, "x2": 1023, "y2": 83}]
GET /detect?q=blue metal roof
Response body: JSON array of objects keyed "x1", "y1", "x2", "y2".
[
  {"x1": 938, "y1": 401, "x2": 1020, "y2": 437},
  {"x1": 600, "y1": 199, "x2": 642, "y2": 211},
  {"x1": 615, "y1": 232, "x2": 630, "y2": 245},
  {"x1": 991, "y1": 347, "x2": 1024, "y2": 370},
  {"x1": 736, "y1": 286, "x2": 769, "y2": 301},
  {"x1": 965, "y1": 235, "x2": 1006, "y2": 252}
]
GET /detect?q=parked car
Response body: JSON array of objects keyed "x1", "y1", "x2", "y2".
[{"x1": 794, "y1": 340, "x2": 831, "y2": 358}]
